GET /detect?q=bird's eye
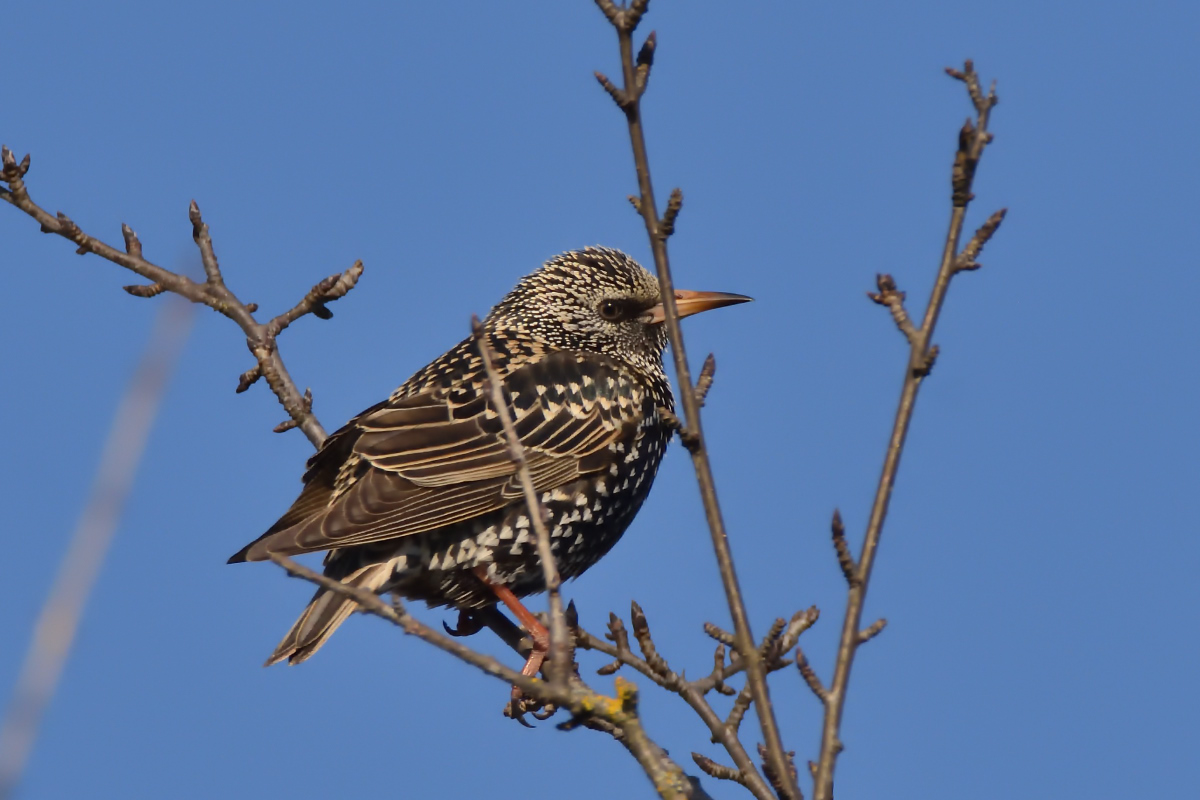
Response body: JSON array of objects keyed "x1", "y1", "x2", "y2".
[{"x1": 598, "y1": 299, "x2": 624, "y2": 321}]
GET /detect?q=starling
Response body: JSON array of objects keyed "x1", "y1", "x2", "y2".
[{"x1": 229, "y1": 247, "x2": 749, "y2": 670}]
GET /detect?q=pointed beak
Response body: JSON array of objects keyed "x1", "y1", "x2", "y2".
[{"x1": 642, "y1": 289, "x2": 753, "y2": 324}]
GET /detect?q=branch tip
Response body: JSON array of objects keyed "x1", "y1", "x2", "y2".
[
  {"x1": 691, "y1": 753, "x2": 744, "y2": 785},
  {"x1": 955, "y1": 207, "x2": 1007, "y2": 272},
  {"x1": 831, "y1": 509, "x2": 858, "y2": 586},
  {"x1": 691, "y1": 753, "x2": 744, "y2": 786},
  {"x1": 858, "y1": 618, "x2": 887, "y2": 644},
  {"x1": 635, "y1": 31, "x2": 656, "y2": 93},
  {"x1": 629, "y1": 601, "x2": 670, "y2": 677},
  {"x1": 867, "y1": 274, "x2": 918, "y2": 344},
  {"x1": 236, "y1": 365, "x2": 263, "y2": 394},
  {"x1": 796, "y1": 647, "x2": 829, "y2": 703},
  {"x1": 123, "y1": 283, "x2": 166, "y2": 299},
  {"x1": 724, "y1": 685, "x2": 754, "y2": 736},
  {"x1": 638, "y1": 31, "x2": 657, "y2": 67},
  {"x1": 0, "y1": 146, "x2": 30, "y2": 179},
  {"x1": 703, "y1": 621, "x2": 735, "y2": 647},
  {"x1": 120, "y1": 223, "x2": 143, "y2": 257},
  {"x1": 758, "y1": 617, "x2": 785, "y2": 660},
  {"x1": 694, "y1": 353, "x2": 716, "y2": 405},
  {"x1": 710, "y1": 644, "x2": 736, "y2": 696},
  {"x1": 659, "y1": 187, "x2": 682, "y2": 238},
  {"x1": 594, "y1": 71, "x2": 630, "y2": 109},
  {"x1": 779, "y1": 606, "x2": 820, "y2": 654}
]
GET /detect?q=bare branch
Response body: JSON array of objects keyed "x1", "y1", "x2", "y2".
[
  {"x1": 592, "y1": 7, "x2": 798, "y2": 795},
  {"x1": 813, "y1": 60, "x2": 1004, "y2": 800},
  {"x1": 0, "y1": 147, "x2": 334, "y2": 447}
]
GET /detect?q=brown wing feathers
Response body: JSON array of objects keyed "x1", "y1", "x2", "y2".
[{"x1": 229, "y1": 352, "x2": 641, "y2": 564}]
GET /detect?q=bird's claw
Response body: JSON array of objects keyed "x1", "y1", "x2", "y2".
[
  {"x1": 442, "y1": 610, "x2": 485, "y2": 637},
  {"x1": 503, "y1": 686, "x2": 557, "y2": 725}
]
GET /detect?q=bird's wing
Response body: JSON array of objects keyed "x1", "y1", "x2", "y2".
[{"x1": 231, "y1": 350, "x2": 648, "y2": 561}]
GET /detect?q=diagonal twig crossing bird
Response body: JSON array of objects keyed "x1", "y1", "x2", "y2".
[{"x1": 229, "y1": 247, "x2": 749, "y2": 676}]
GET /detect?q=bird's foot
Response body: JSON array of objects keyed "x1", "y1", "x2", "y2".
[
  {"x1": 504, "y1": 641, "x2": 555, "y2": 725},
  {"x1": 473, "y1": 567, "x2": 558, "y2": 725}
]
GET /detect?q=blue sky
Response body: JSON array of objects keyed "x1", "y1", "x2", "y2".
[{"x1": 2, "y1": 1, "x2": 1197, "y2": 798}]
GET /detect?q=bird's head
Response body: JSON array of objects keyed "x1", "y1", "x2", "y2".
[{"x1": 485, "y1": 247, "x2": 750, "y2": 376}]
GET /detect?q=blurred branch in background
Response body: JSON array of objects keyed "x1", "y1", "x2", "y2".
[{"x1": 0, "y1": 299, "x2": 193, "y2": 800}]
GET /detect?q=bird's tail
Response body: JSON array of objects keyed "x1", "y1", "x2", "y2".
[{"x1": 264, "y1": 562, "x2": 394, "y2": 666}]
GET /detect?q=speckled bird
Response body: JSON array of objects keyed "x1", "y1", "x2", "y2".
[{"x1": 229, "y1": 247, "x2": 749, "y2": 671}]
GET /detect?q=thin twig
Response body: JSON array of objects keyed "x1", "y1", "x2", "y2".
[
  {"x1": 691, "y1": 753, "x2": 747, "y2": 787},
  {"x1": 795, "y1": 648, "x2": 828, "y2": 704},
  {"x1": 812, "y1": 60, "x2": 1004, "y2": 800},
  {"x1": 471, "y1": 317, "x2": 569, "y2": 690},
  {"x1": 0, "y1": 301, "x2": 193, "y2": 800},
  {"x1": 725, "y1": 685, "x2": 753, "y2": 734},
  {"x1": 591, "y1": 7, "x2": 799, "y2": 798}
]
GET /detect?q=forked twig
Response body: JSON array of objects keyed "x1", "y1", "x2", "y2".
[
  {"x1": 0, "y1": 145, "x2": 361, "y2": 447},
  {"x1": 812, "y1": 60, "x2": 1005, "y2": 800}
]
